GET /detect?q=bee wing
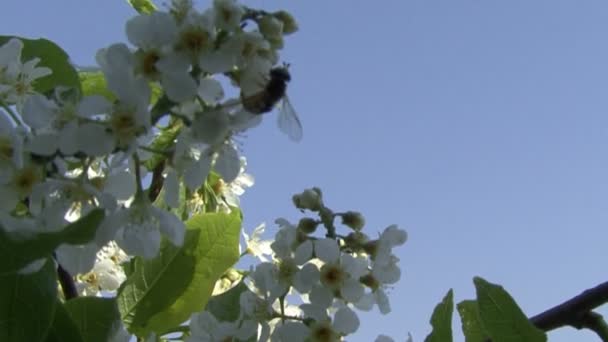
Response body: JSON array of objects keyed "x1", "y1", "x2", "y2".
[{"x1": 277, "y1": 95, "x2": 303, "y2": 142}]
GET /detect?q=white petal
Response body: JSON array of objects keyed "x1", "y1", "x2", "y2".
[
  {"x1": 55, "y1": 242, "x2": 98, "y2": 275},
  {"x1": 118, "y1": 224, "x2": 161, "y2": 259},
  {"x1": 77, "y1": 123, "x2": 115, "y2": 156},
  {"x1": 314, "y1": 238, "x2": 340, "y2": 263},
  {"x1": 341, "y1": 254, "x2": 368, "y2": 279},
  {"x1": 293, "y1": 263, "x2": 319, "y2": 293},
  {"x1": 26, "y1": 133, "x2": 58, "y2": 155},
  {"x1": 22, "y1": 94, "x2": 55, "y2": 129},
  {"x1": 381, "y1": 225, "x2": 407, "y2": 247},
  {"x1": 375, "y1": 289, "x2": 391, "y2": 314},
  {"x1": 214, "y1": 144, "x2": 240, "y2": 182},
  {"x1": 189, "y1": 311, "x2": 217, "y2": 338},
  {"x1": 78, "y1": 95, "x2": 112, "y2": 117},
  {"x1": 126, "y1": 12, "x2": 178, "y2": 49},
  {"x1": 58, "y1": 122, "x2": 79, "y2": 155},
  {"x1": 333, "y1": 307, "x2": 359, "y2": 335},
  {"x1": 105, "y1": 170, "x2": 136, "y2": 200},
  {"x1": 95, "y1": 211, "x2": 126, "y2": 246},
  {"x1": 197, "y1": 77, "x2": 224, "y2": 105},
  {"x1": 191, "y1": 110, "x2": 230, "y2": 145},
  {"x1": 341, "y1": 278, "x2": 364, "y2": 303},
  {"x1": 183, "y1": 154, "x2": 212, "y2": 191},
  {"x1": 95, "y1": 259, "x2": 126, "y2": 291},
  {"x1": 354, "y1": 293, "x2": 375, "y2": 312},
  {"x1": 293, "y1": 240, "x2": 313, "y2": 264},
  {"x1": 155, "y1": 208, "x2": 185, "y2": 247},
  {"x1": 309, "y1": 285, "x2": 333, "y2": 309},
  {"x1": 272, "y1": 322, "x2": 308, "y2": 342},
  {"x1": 161, "y1": 71, "x2": 197, "y2": 102},
  {"x1": 299, "y1": 303, "x2": 328, "y2": 322}
]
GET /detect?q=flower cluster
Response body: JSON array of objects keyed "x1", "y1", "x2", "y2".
[
  {"x1": 0, "y1": 0, "x2": 409, "y2": 340},
  {"x1": 0, "y1": 0, "x2": 293, "y2": 273},
  {"x1": 187, "y1": 188, "x2": 408, "y2": 341}
]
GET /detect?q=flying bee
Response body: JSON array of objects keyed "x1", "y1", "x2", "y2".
[{"x1": 239, "y1": 65, "x2": 303, "y2": 142}]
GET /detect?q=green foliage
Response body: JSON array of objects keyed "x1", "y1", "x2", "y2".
[
  {"x1": 0, "y1": 209, "x2": 104, "y2": 273},
  {"x1": 64, "y1": 297, "x2": 122, "y2": 342},
  {"x1": 473, "y1": 277, "x2": 546, "y2": 342},
  {"x1": 425, "y1": 289, "x2": 454, "y2": 342},
  {"x1": 0, "y1": 259, "x2": 57, "y2": 342},
  {"x1": 44, "y1": 301, "x2": 84, "y2": 342},
  {"x1": 205, "y1": 280, "x2": 250, "y2": 322},
  {"x1": 127, "y1": 0, "x2": 157, "y2": 14},
  {"x1": 0, "y1": 35, "x2": 80, "y2": 94},
  {"x1": 457, "y1": 300, "x2": 486, "y2": 342},
  {"x1": 117, "y1": 210, "x2": 242, "y2": 337},
  {"x1": 79, "y1": 71, "x2": 115, "y2": 100},
  {"x1": 144, "y1": 120, "x2": 182, "y2": 171}
]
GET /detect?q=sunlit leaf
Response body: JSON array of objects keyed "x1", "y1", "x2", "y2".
[
  {"x1": 44, "y1": 301, "x2": 84, "y2": 342},
  {"x1": 0, "y1": 259, "x2": 57, "y2": 342},
  {"x1": 457, "y1": 300, "x2": 486, "y2": 342},
  {"x1": 474, "y1": 277, "x2": 546, "y2": 342},
  {"x1": 424, "y1": 289, "x2": 453, "y2": 342},
  {"x1": 206, "y1": 280, "x2": 250, "y2": 322},
  {"x1": 65, "y1": 297, "x2": 122, "y2": 342},
  {"x1": 117, "y1": 210, "x2": 242, "y2": 336},
  {"x1": 127, "y1": 0, "x2": 157, "y2": 14}
]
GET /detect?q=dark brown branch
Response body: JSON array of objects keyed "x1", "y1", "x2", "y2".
[
  {"x1": 576, "y1": 312, "x2": 608, "y2": 341},
  {"x1": 57, "y1": 263, "x2": 78, "y2": 300},
  {"x1": 530, "y1": 280, "x2": 608, "y2": 331}
]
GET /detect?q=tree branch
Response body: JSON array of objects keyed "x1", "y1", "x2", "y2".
[{"x1": 529, "y1": 280, "x2": 608, "y2": 340}]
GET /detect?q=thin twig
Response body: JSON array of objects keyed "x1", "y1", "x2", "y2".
[{"x1": 57, "y1": 263, "x2": 78, "y2": 300}]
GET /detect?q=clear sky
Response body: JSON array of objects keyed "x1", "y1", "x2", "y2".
[{"x1": 5, "y1": 1, "x2": 608, "y2": 341}]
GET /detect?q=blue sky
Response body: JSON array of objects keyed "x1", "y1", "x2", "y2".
[{"x1": 5, "y1": 1, "x2": 608, "y2": 341}]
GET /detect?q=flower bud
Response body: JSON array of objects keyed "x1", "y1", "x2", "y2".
[
  {"x1": 341, "y1": 211, "x2": 365, "y2": 230},
  {"x1": 344, "y1": 231, "x2": 369, "y2": 249},
  {"x1": 363, "y1": 240, "x2": 379, "y2": 257},
  {"x1": 273, "y1": 10, "x2": 298, "y2": 35},
  {"x1": 292, "y1": 188, "x2": 323, "y2": 211},
  {"x1": 297, "y1": 217, "x2": 318, "y2": 234},
  {"x1": 258, "y1": 15, "x2": 283, "y2": 39},
  {"x1": 360, "y1": 273, "x2": 380, "y2": 290},
  {"x1": 225, "y1": 268, "x2": 241, "y2": 282}
]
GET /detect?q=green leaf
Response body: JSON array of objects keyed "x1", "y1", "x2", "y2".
[
  {"x1": 64, "y1": 297, "x2": 122, "y2": 342},
  {"x1": 205, "y1": 281, "x2": 250, "y2": 322},
  {"x1": 474, "y1": 277, "x2": 547, "y2": 342},
  {"x1": 127, "y1": 0, "x2": 157, "y2": 14},
  {"x1": 424, "y1": 289, "x2": 454, "y2": 342},
  {"x1": 79, "y1": 71, "x2": 115, "y2": 101},
  {"x1": 117, "y1": 210, "x2": 242, "y2": 336},
  {"x1": 0, "y1": 258, "x2": 57, "y2": 342},
  {"x1": 45, "y1": 301, "x2": 84, "y2": 342},
  {"x1": 457, "y1": 300, "x2": 486, "y2": 342},
  {"x1": 0, "y1": 209, "x2": 105, "y2": 274},
  {"x1": 0, "y1": 36, "x2": 80, "y2": 94}
]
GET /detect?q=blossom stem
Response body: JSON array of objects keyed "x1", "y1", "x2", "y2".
[
  {"x1": 133, "y1": 153, "x2": 144, "y2": 195},
  {"x1": 0, "y1": 99, "x2": 22, "y2": 126},
  {"x1": 138, "y1": 145, "x2": 172, "y2": 157},
  {"x1": 57, "y1": 262, "x2": 78, "y2": 300},
  {"x1": 168, "y1": 111, "x2": 192, "y2": 126}
]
